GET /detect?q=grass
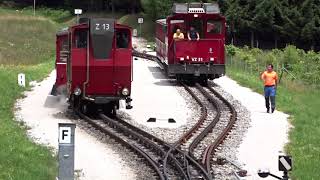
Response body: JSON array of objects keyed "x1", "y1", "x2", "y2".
[
  {"x1": 0, "y1": 7, "x2": 59, "y2": 179},
  {"x1": 0, "y1": 6, "x2": 72, "y2": 23},
  {"x1": 0, "y1": 8, "x2": 60, "y2": 65},
  {"x1": 0, "y1": 61, "x2": 57, "y2": 180},
  {"x1": 118, "y1": 13, "x2": 155, "y2": 42},
  {"x1": 227, "y1": 65, "x2": 320, "y2": 179}
]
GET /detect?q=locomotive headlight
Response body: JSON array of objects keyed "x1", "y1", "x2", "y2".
[
  {"x1": 122, "y1": 88, "x2": 130, "y2": 96},
  {"x1": 74, "y1": 87, "x2": 81, "y2": 96},
  {"x1": 210, "y1": 57, "x2": 214, "y2": 61},
  {"x1": 180, "y1": 57, "x2": 184, "y2": 61}
]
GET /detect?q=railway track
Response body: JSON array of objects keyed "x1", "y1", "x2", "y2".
[
  {"x1": 78, "y1": 111, "x2": 212, "y2": 180},
  {"x1": 177, "y1": 83, "x2": 237, "y2": 175},
  {"x1": 132, "y1": 50, "x2": 238, "y2": 178}
]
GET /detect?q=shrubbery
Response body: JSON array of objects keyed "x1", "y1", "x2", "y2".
[
  {"x1": 21, "y1": 6, "x2": 71, "y2": 22},
  {"x1": 227, "y1": 45, "x2": 320, "y2": 85}
]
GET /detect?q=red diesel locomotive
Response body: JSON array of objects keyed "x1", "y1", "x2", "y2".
[
  {"x1": 52, "y1": 18, "x2": 133, "y2": 114},
  {"x1": 155, "y1": 3, "x2": 226, "y2": 84}
]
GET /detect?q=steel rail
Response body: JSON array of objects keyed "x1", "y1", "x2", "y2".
[
  {"x1": 101, "y1": 115, "x2": 211, "y2": 180},
  {"x1": 202, "y1": 85, "x2": 237, "y2": 174},
  {"x1": 77, "y1": 112, "x2": 165, "y2": 180},
  {"x1": 176, "y1": 82, "x2": 237, "y2": 179},
  {"x1": 188, "y1": 83, "x2": 222, "y2": 155},
  {"x1": 174, "y1": 82, "x2": 208, "y2": 148},
  {"x1": 98, "y1": 114, "x2": 189, "y2": 180}
]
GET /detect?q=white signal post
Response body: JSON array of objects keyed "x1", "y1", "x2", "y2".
[
  {"x1": 138, "y1": 17, "x2": 144, "y2": 37},
  {"x1": 74, "y1": 9, "x2": 83, "y2": 23},
  {"x1": 33, "y1": 0, "x2": 36, "y2": 16}
]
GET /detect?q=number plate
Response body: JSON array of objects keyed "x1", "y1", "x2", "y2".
[
  {"x1": 90, "y1": 18, "x2": 114, "y2": 35},
  {"x1": 191, "y1": 57, "x2": 204, "y2": 62}
]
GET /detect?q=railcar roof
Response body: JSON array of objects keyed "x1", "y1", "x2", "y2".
[
  {"x1": 56, "y1": 27, "x2": 69, "y2": 36},
  {"x1": 156, "y1": 19, "x2": 167, "y2": 25}
]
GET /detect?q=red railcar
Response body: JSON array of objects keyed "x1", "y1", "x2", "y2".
[
  {"x1": 52, "y1": 18, "x2": 133, "y2": 114},
  {"x1": 155, "y1": 3, "x2": 226, "y2": 84}
]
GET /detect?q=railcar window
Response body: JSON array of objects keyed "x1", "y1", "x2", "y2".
[
  {"x1": 74, "y1": 29, "x2": 87, "y2": 48},
  {"x1": 60, "y1": 38, "x2": 69, "y2": 62},
  {"x1": 207, "y1": 20, "x2": 222, "y2": 34},
  {"x1": 116, "y1": 30, "x2": 129, "y2": 49},
  {"x1": 61, "y1": 39, "x2": 69, "y2": 51},
  {"x1": 163, "y1": 25, "x2": 167, "y2": 34}
]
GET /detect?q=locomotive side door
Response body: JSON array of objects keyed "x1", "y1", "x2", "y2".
[
  {"x1": 114, "y1": 28, "x2": 132, "y2": 92},
  {"x1": 69, "y1": 26, "x2": 88, "y2": 97},
  {"x1": 54, "y1": 33, "x2": 69, "y2": 95}
]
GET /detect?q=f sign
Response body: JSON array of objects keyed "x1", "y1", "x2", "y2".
[{"x1": 59, "y1": 127, "x2": 71, "y2": 143}]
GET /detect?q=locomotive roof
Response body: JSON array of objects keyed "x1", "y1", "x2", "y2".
[
  {"x1": 156, "y1": 19, "x2": 167, "y2": 25},
  {"x1": 172, "y1": 3, "x2": 220, "y2": 14},
  {"x1": 56, "y1": 18, "x2": 132, "y2": 36},
  {"x1": 56, "y1": 27, "x2": 69, "y2": 36}
]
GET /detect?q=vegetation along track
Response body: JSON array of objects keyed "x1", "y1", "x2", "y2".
[
  {"x1": 78, "y1": 111, "x2": 211, "y2": 180},
  {"x1": 132, "y1": 50, "x2": 237, "y2": 177}
]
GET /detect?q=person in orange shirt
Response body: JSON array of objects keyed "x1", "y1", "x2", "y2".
[{"x1": 261, "y1": 64, "x2": 278, "y2": 113}]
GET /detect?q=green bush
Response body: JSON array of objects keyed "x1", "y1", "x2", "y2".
[
  {"x1": 227, "y1": 44, "x2": 320, "y2": 85},
  {"x1": 226, "y1": 45, "x2": 237, "y2": 56},
  {"x1": 21, "y1": 6, "x2": 71, "y2": 22}
]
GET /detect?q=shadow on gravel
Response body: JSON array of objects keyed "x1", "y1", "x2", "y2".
[
  {"x1": 148, "y1": 66, "x2": 162, "y2": 73},
  {"x1": 153, "y1": 79, "x2": 178, "y2": 86}
]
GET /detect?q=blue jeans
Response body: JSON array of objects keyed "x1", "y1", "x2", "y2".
[{"x1": 264, "y1": 86, "x2": 276, "y2": 109}]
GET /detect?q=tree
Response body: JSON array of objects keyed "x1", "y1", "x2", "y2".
[{"x1": 300, "y1": 0, "x2": 320, "y2": 49}]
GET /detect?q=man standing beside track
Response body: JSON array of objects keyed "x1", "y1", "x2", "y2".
[{"x1": 261, "y1": 64, "x2": 278, "y2": 113}]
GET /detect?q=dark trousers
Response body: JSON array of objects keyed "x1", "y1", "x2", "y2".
[{"x1": 265, "y1": 96, "x2": 275, "y2": 110}]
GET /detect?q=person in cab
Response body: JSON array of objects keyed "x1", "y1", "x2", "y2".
[
  {"x1": 173, "y1": 28, "x2": 184, "y2": 41},
  {"x1": 188, "y1": 26, "x2": 200, "y2": 41}
]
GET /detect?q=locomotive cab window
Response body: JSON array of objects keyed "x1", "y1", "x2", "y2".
[
  {"x1": 189, "y1": 19, "x2": 203, "y2": 38},
  {"x1": 73, "y1": 29, "x2": 87, "y2": 48},
  {"x1": 207, "y1": 20, "x2": 222, "y2": 34},
  {"x1": 116, "y1": 30, "x2": 129, "y2": 49},
  {"x1": 170, "y1": 19, "x2": 185, "y2": 36}
]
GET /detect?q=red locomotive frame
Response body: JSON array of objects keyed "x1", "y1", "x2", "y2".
[
  {"x1": 155, "y1": 3, "x2": 226, "y2": 84},
  {"x1": 53, "y1": 18, "x2": 133, "y2": 114}
]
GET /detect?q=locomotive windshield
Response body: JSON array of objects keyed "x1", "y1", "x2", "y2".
[{"x1": 90, "y1": 18, "x2": 115, "y2": 59}]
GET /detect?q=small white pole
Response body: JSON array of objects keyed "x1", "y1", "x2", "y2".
[
  {"x1": 33, "y1": 0, "x2": 36, "y2": 16},
  {"x1": 18, "y1": 73, "x2": 26, "y2": 87}
]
